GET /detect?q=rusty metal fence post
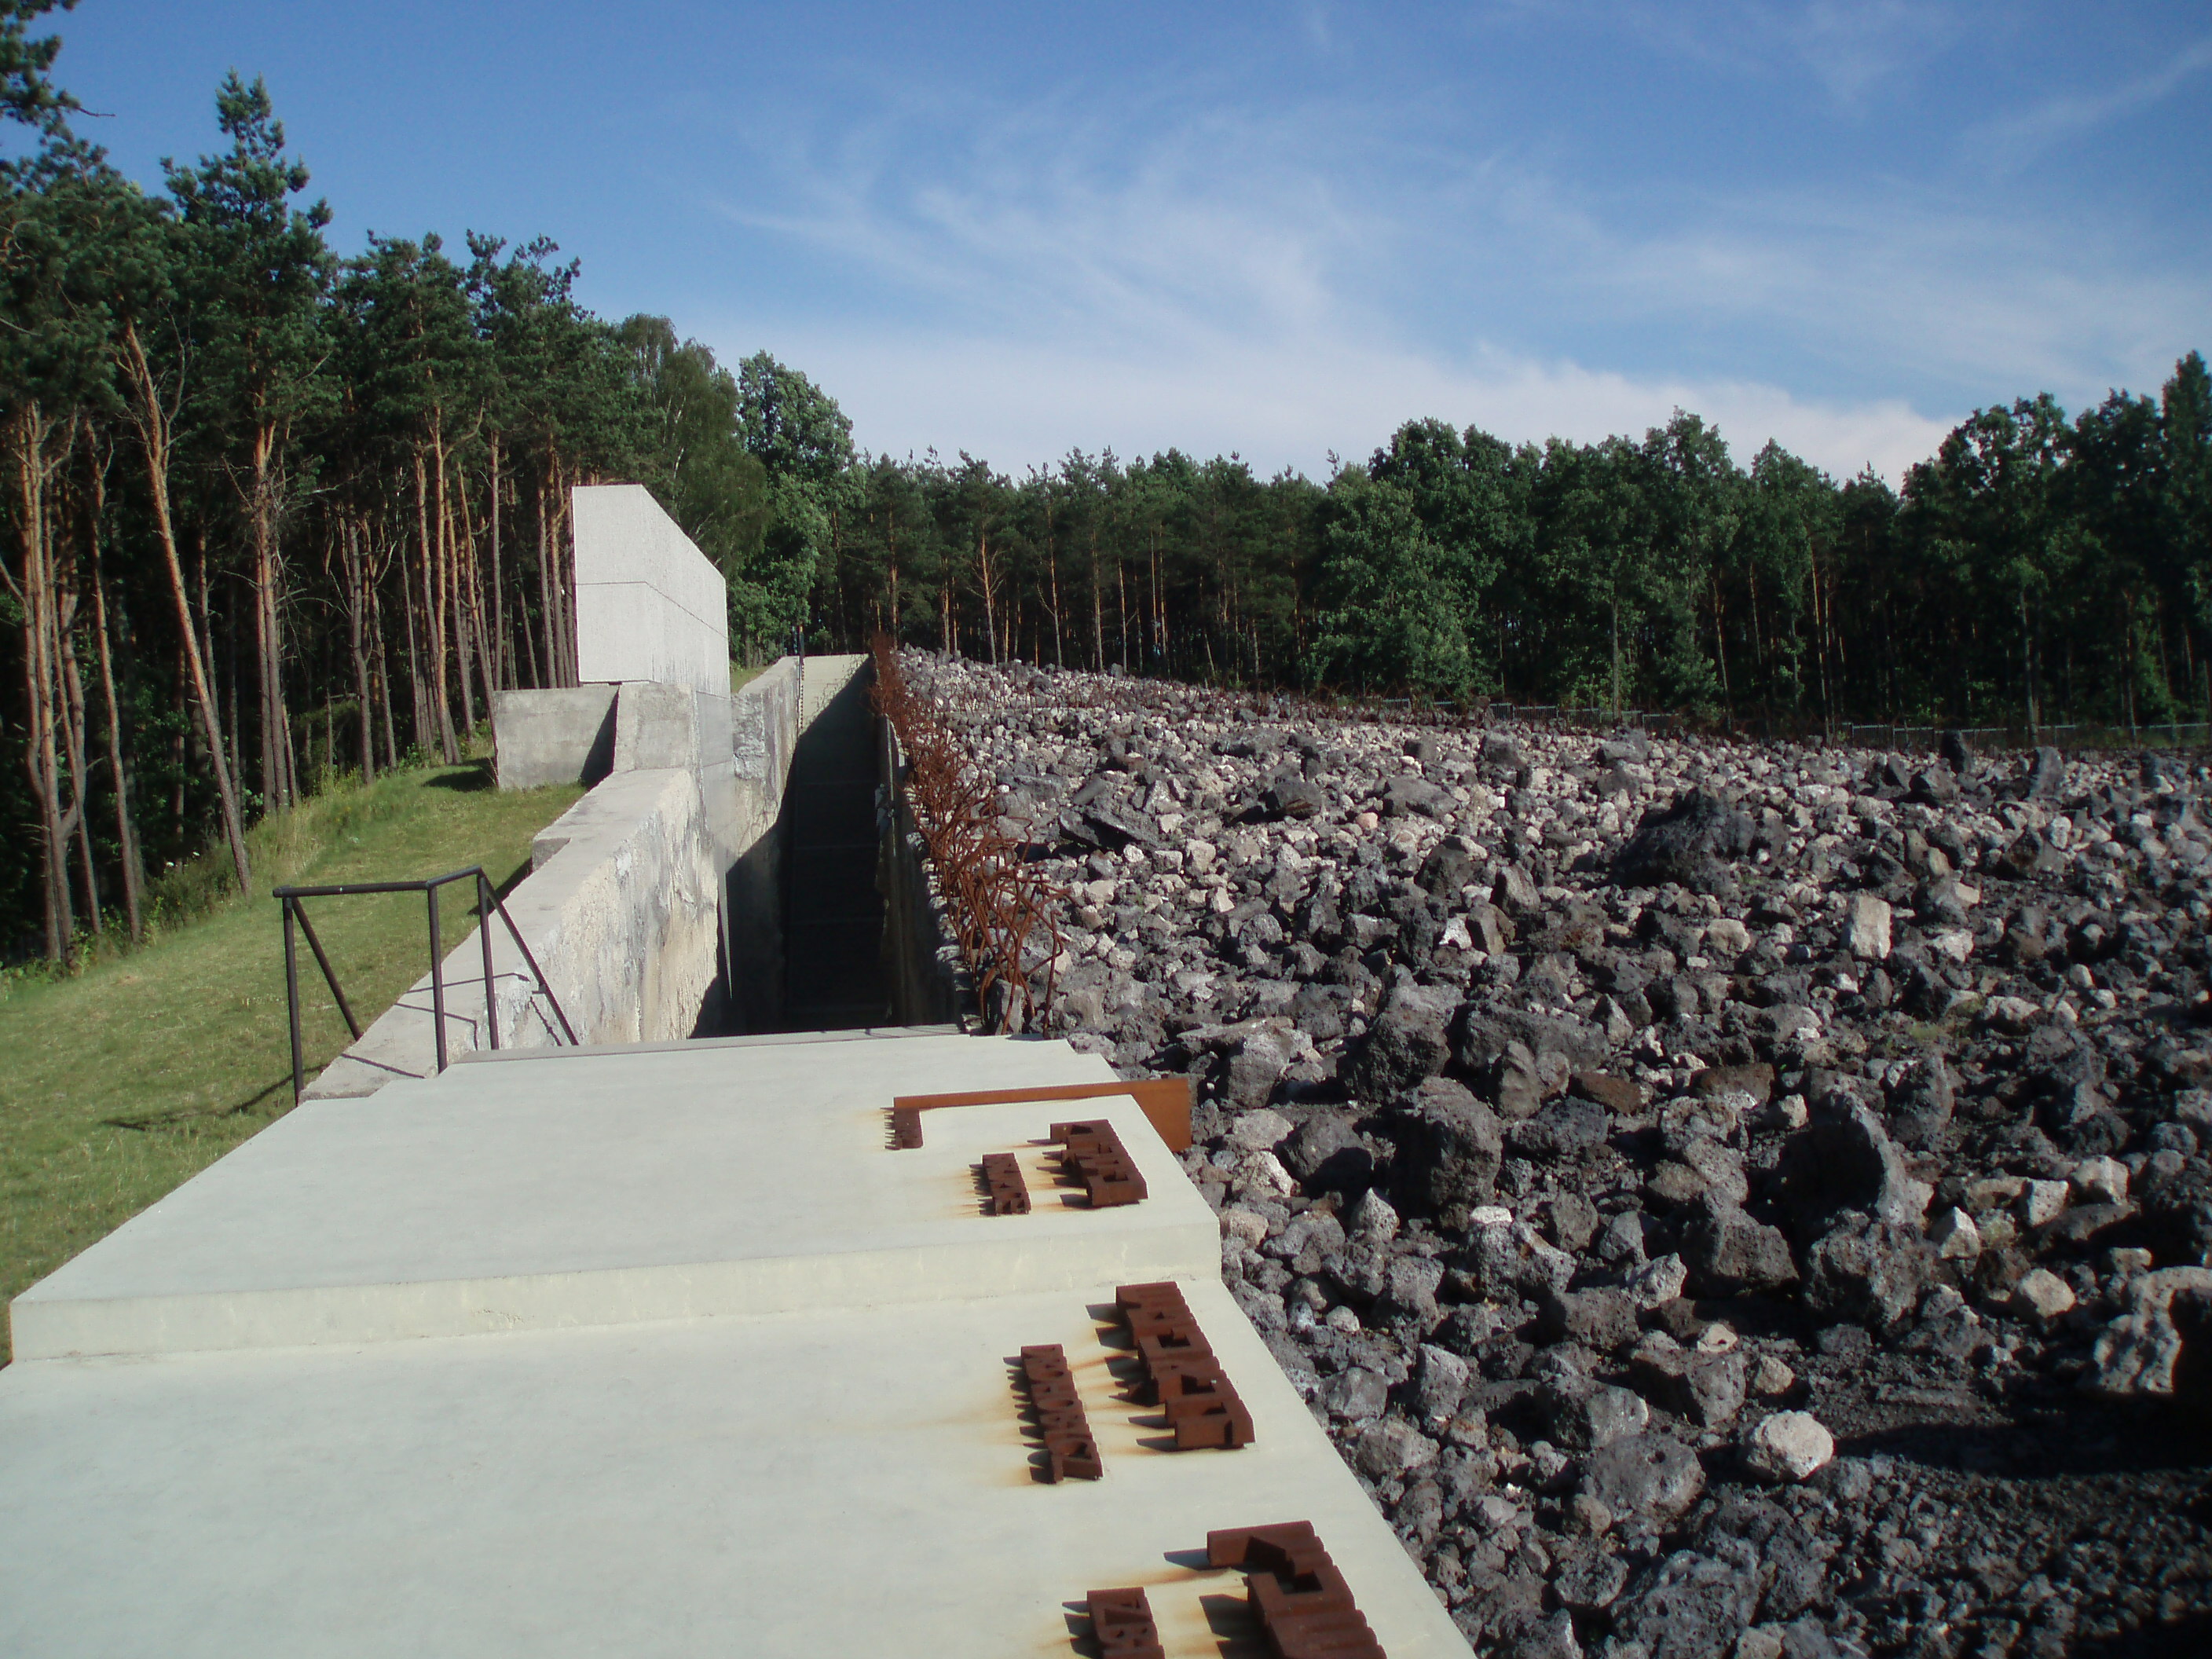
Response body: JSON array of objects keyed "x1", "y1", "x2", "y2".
[{"x1": 869, "y1": 635, "x2": 1064, "y2": 1034}]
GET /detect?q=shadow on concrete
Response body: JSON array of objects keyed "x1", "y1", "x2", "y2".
[{"x1": 777, "y1": 664, "x2": 889, "y2": 1031}]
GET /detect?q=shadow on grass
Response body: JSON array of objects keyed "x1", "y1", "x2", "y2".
[
  {"x1": 101, "y1": 1075, "x2": 292, "y2": 1133},
  {"x1": 423, "y1": 760, "x2": 494, "y2": 793}
]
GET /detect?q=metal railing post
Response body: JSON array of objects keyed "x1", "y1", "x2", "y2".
[
  {"x1": 273, "y1": 866, "x2": 574, "y2": 1087},
  {"x1": 284, "y1": 895, "x2": 306, "y2": 1105},
  {"x1": 477, "y1": 870, "x2": 500, "y2": 1053},
  {"x1": 427, "y1": 881, "x2": 448, "y2": 1073}
]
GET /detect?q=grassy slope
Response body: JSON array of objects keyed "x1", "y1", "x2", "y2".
[{"x1": 0, "y1": 760, "x2": 584, "y2": 1360}]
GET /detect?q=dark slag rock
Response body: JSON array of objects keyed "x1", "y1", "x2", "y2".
[{"x1": 1613, "y1": 788, "x2": 1756, "y2": 892}]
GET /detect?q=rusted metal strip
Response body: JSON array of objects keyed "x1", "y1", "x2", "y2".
[
  {"x1": 872, "y1": 636, "x2": 1065, "y2": 1035},
  {"x1": 887, "y1": 1075, "x2": 1193, "y2": 1152}
]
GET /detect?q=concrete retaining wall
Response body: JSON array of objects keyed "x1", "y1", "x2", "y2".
[
  {"x1": 305, "y1": 766, "x2": 726, "y2": 1097},
  {"x1": 491, "y1": 687, "x2": 617, "y2": 791},
  {"x1": 307, "y1": 653, "x2": 883, "y2": 1096}
]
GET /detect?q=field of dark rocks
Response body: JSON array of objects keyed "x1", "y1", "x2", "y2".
[{"x1": 914, "y1": 651, "x2": 2212, "y2": 1659}]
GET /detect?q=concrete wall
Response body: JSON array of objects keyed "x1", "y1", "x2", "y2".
[
  {"x1": 492, "y1": 687, "x2": 617, "y2": 791},
  {"x1": 309, "y1": 654, "x2": 870, "y2": 1096},
  {"x1": 725, "y1": 660, "x2": 800, "y2": 1031},
  {"x1": 306, "y1": 767, "x2": 726, "y2": 1098},
  {"x1": 573, "y1": 484, "x2": 729, "y2": 695}
]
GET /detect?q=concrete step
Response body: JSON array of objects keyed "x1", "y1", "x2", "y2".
[{"x1": 9, "y1": 1037, "x2": 1211, "y2": 1360}]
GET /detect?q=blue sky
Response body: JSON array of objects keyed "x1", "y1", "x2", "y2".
[{"x1": 40, "y1": 0, "x2": 2212, "y2": 480}]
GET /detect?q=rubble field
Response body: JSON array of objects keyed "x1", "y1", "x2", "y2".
[{"x1": 917, "y1": 651, "x2": 2212, "y2": 1659}]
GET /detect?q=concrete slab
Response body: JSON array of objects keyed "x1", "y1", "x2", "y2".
[
  {"x1": 0, "y1": 1280, "x2": 1467, "y2": 1658},
  {"x1": 13, "y1": 1037, "x2": 1215, "y2": 1358},
  {"x1": 573, "y1": 485, "x2": 728, "y2": 695}
]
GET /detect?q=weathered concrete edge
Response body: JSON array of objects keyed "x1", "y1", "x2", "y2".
[{"x1": 9, "y1": 1221, "x2": 1221, "y2": 1360}]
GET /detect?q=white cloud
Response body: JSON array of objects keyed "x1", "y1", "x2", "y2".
[{"x1": 724, "y1": 324, "x2": 1951, "y2": 483}]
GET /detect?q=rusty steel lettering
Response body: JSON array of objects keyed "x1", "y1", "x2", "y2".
[
  {"x1": 1112, "y1": 1283, "x2": 1254, "y2": 1452},
  {"x1": 980, "y1": 1152, "x2": 1031, "y2": 1215},
  {"x1": 1017, "y1": 1344, "x2": 1102, "y2": 1482},
  {"x1": 1050, "y1": 1119, "x2": 1148, "y2": 1207},
  {"x1": 1207, "y1": 1522, "x2": 1386, "y2": 1658},
  {"x1": 1084, "y1": 1587, "x2": 1166, "y2": 1659}
]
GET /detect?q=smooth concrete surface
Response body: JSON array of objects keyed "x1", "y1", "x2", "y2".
[
  {"x1": 490, "y1": 686, "x2": 617, "y2": 790},
  {"x1": 15, "y1": 1037, "x2": 1214, "y2": 1357},
  {"x1": 304, "y1": 766, "x2": 724, "y2": 1097},
  {"x1": 573, "y1": 484, "x2": 728, "y2": 695},
  {"x1": 0, "y1": 1279, "x2": 1467, "y2": 1658}
]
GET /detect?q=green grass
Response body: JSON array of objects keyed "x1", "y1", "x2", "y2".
[{"x1": 0, "y1": 757, "x2": 584, "y2": 1361}]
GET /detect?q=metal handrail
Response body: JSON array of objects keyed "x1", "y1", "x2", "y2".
[{"x1": 275, "y1": 866, "x2": 577, "y2": 1104}]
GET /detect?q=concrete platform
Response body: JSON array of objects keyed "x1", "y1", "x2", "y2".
[
  {"x1": 0, "y1": 1280, "x2": 1466, "y2": 1657},
  {"x1": 13, "y1": 1035, "x2": 1214, "y2": 1359}
]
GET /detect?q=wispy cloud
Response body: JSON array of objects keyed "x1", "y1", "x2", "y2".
[
  {"x1": 1475, "y1": 0, "x2": 1972, "y2": 105},
  {"x1": 1967, "y1": 34, "x2": 2212, "y2": 168},
  {"x1": 693, "y1": 35, "x2": 2202, "y2": 485}
]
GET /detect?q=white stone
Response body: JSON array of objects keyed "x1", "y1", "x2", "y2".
[
  {"x1": 2071, "y1": 1156, "x2": 2130, "y2": 1207},
  {"x1": 1624, "y1": 1253, "x2": 1689, "y2": 1309},
  {"x1": 1220, "y1": 1207, "x2": 1271, "y2": 1248},
  {"x1": 1846, "y1": 893, "x2": 1893, "y2": 961},
  {"x1": 1350, "y1": 1188, "x2": 1401, "y2": 1240},
  {"x1": 1982, "y1": 995, "x2": 2042, "y2": 1034},
  {"x1": 1704, "y1": 919, "x2": 1750, "y2": 958},
  {"x1": 13, "y1": 1037, "x2": 1215, "y2": 1359},
  {"x1": 1965, "y1": 1175, "x2": 2027, "y2": 1211},
  {"x1": 2014, "y1": 1268, "x2": 2078, "y2": 1320},
  {"x1": 1931, "y1": 928, "x2": 1976, "y2": 964},
  {"x1": 1466, "y1": 1205, "x2": 1515, "y2": 1231},
  {"x1": 0, "y1": 1276, "x2": 1471, "y2": 1659},
  {"x1": 1742, "y1": 1411, "x2": 1834, "y2": 1482},
  {"x1": 2020, "y1": 1180, "x2": 2071, "y2": 1229},
  {"x1": 1930, "y1": 1207, "x2": 1983, "y2": 1260},
  {"x1": 1226, "y1": 1108, "x2": 1295, "y2": 1151},
  {"x1": 1231, "y1": 1149, "x2": 1298, "y2": 1200}
]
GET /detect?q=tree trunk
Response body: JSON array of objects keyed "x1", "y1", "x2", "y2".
[
  {"x1": 119, "y1": 322, "x2": 251, "y2": 895},
  {"x1": 89, "y1": 492, "x2": 144, "y2": 941}
]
